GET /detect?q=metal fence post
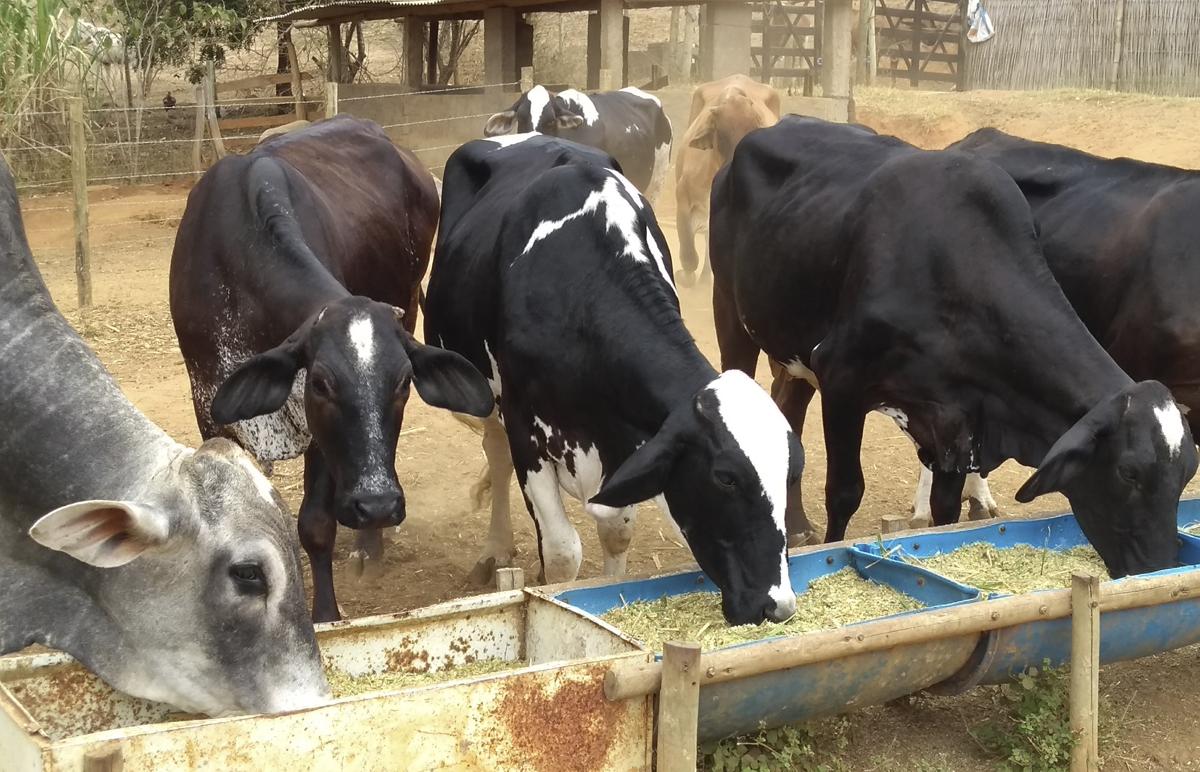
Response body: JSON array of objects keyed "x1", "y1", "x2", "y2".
[{"x1": 68, "y1": 96, "x2": 92, "y2": 309}]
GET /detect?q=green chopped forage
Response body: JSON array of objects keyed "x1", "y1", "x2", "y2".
[{"x1": 326, "y1": 658, "x2": 518, "y2": 697}]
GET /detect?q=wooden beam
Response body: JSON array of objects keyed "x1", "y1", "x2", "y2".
[
  {"x1": 655, "y1": 642, "x2": 701, "y2": 772},
  {"x1": 427, "y1": 19, "x2": 440, "y2": 85},
  {"x1": 287, "y1": 39, "x2": 306, "y2": 120},
  {"x1": 1070, "y1": 573, "x2": 1101, "y2": 772},
  {"x1": 218, "y1": 113, "x2": 305, "y2": 131},
  {"x1": 217, "y1": 72, "x2": 313, "y2": 93},
  {"x1": 68, "y1": 95, "x2": 91, "y2": 310}
]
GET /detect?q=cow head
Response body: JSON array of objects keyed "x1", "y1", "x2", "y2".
[
  {"x1": 688, "y1": 86, "x2": 779, "y2": 162},
  {"x1": 211, "y1": 297, "x2": 493, "y2": 530},
  {"x1": 484, "y1": 85, "x2": 592, "y2": 136},
  {"x1": 28, "y1": 439, "x2": 328, "y2": 716},
  {"x1": 1016, "y1": 380, "x2": 1198, "y2": 577},
  {"x1": 589, "y1": 370, "x2": 799, "y2": 625}
]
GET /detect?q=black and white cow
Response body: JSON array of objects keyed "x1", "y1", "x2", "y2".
[
  {"x1": 938, "y1": 128, "x2": 1200, "y2": 511},
  {"x1": 426, "y1": 134, "x2": 800, "y2": 624},
  {"x1": 710, "y1": 117, "x2": 1197, "y2": 577},
  {"x1": 171, "y1": 116, "x2": 494, "y2": 622},
  {"x1": 484, "y1": 85, "x2": 672, "y2": 203},
  {"x1": 0, "y1": 153, "x2": 328, "y2": 716}
]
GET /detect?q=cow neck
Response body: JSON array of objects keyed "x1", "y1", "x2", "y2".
[
  {"x1": 0, "y1": 236, "x2": 183, "y2": 526},
  {"x1": 252, "y1": 223, "x2": 351, "y2": 321},
  {"x1": 612, "y1": 333, "x2": 716, "y2": 439}
]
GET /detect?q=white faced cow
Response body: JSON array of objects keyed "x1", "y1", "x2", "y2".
[
  {"x1": 0, "y1": 153, "x2": 328, "y2": 716},
  {"x1": 484, "y1": 85, "x2": 672, "y2": 204},
  {"x1": 426, "y1": 134, "x2": 800, "y2": 625}
]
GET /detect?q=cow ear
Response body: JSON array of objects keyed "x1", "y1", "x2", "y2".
[
  {"x1": 211, "y1": 320, "x2": 313, "y2": 425},
  {"x1": 555, "y1": 113, "x2": 584, "y2": 131},
  {"x1": 688, "y1": 108, "x2": 717, "y2": 151},
  {"x1": 591, "y1": 423, "x2": 686, "y2": 509},
  {"x1": 485, "y1": 110, "x2": 517, "y2": 136},
  {"x1": 1015, "y1": 392, "x2": 1124, "y2": 502},
  {"x1": 29, "y1": 500, "x2": 172, "y2": 568},
  {"x1": 406, "y1": 339, "x2": 494, "y2": 418}
]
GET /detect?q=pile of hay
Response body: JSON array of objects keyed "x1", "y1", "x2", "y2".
[
  {"x1": 600, "y1": 567, "x2": 923, "y2": 652},
  {"x1": 326, "y1": 658, "x2": 517, "y2": 697},
  {"x1": 913, "y1": 543, "x2": 1109, "y2": 594},
  {"x1": 1184, "y1": 523, "x2": 1200, "y2": 536}
]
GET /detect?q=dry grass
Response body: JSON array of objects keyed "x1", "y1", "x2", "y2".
[
  {"x1": 911, "y1": 543, "x2": 1109, "y2": 595},
  {"x1": 325, "y1": 658, "x2": 518, "y2": 697},
  {"x1": 601, "y1": 567, "x2": 923, "y2": 652}
]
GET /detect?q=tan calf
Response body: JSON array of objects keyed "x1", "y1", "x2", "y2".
[{"x1": 675, "y1": 76, "x2": 780, "y2": 287}]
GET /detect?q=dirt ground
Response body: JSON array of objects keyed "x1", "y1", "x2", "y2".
[{"x1": 19, "y1": 87, "x2": 1200, "y2": 769}]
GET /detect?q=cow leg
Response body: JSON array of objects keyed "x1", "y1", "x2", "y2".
[
  {"x1": 930, "y1": 470, "x2": 967, "y2": 527},
  {"x1": 594, "y1": 506, "x2": 636, "y2": 577},
  {"x1": 714, "y1": 281, "x2": 759, "y2": 377},
  {"x1": 348, "y1": 527, "x2": 386, "y2": 582},
  {"x1": 770, "y1": 365, "x2": 819, "y2": 546},
  {"x1": 964, "y1": 473, "x2": 1001, "y2": 520},
  {"x1": 675, "y1": 200, "x2": 701, "y2": 288},
  {"x1": 468, "y1": 409, "x2": 518, "y2": 587},
  {"x1": 821, "y1": 395, "x2": 866, "y2": 543},
  {"x1": 297, "y1": 446, "x2": 341, "y2": 623},
  {"x1": 910, "y1": 465, "x2": 934, "y2": 529},
  {"x1": 697, "y1": 216, "x2": 712, "y2": 284}
]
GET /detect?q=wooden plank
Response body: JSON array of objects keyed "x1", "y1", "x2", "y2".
[
  {"x1": 876, "y1": 7, "x2": 959, "y2": 24},
  {"x1": 287, "y1": 40, "x2": 306, "y2": 121},
  {"x1": 1070, "y1": 573, "x2": 1101, "y2": 772},
  {"x1": 217, "y1": 113, "x2": 302, "y2": 132},
  {"x1": 68, "y1": 96, "x2": 91, "y2": 309},
  {"x1": 205, "y1": 62, "x2": 227, "y2": 159},
  {"x1": 604, "y1": 567, "x2": 1200, "y2": 701},
  {"x1": 752, "y1": 47, "x2": 819, "y2": 58},
  {"x1": 206, "y1": 95, "x2": 320, "y2": 106},
  {"x1": 217, "y1": 71, "x2": 313, "y2": 93},
  {"x1": 877, "y1": 67, "x2": 960, "y2": 82},
  {"x1": 655, "y1": 642, "x2": 701, "y2": 772},
  {"x1": 192, "y1": 84, "x2": 205, "y2": 179}
]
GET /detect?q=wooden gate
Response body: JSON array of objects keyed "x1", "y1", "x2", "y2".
[
  {"x1": 875, "y1": 0, "x2": 965, "y2": 88},
  {"x1": 752, "y1": 1, "x2": 823, "y2": 94}
]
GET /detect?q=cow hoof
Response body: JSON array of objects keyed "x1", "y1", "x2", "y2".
[
  {"x1": 967, "y1": 499, "x2": 1003, "y2": 521},
  {"x1": 468, "y1": 557, "x2": 498, "y2": 587},
  {"x1": 674, "y1": 270, "x2": 697, "y2": 288},
  {"x1": 909, "y1": 514, "x2": 933, "y2": 530},
  {"x1": 787, "y1": 530, "x2": 817, "y2": 548},
  {"x1": 348, "y1": 550, "x2": 386, "y2": 582}
]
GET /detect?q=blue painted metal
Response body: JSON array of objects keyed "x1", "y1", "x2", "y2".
[
  {"x1": 1179, "y1": 496, "x2": 1200, "y2": 534},
  {"x1": 552, "y1": 547, "x2": 985, "y2": 741},
  {"x1": 853, "y1": 510, "x2": 1200, "y2": 690}
]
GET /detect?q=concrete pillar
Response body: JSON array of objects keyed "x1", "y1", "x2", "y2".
[
  {"x1": 699, "y1": 2, "x2": 751, "y2": 82},
  {"x1": 598, "y1": 0, "x2": 624, "y2": 89},
  {"x1": 821, "y1": 0, "x2": 854, "y2": 98},
  {"x1": 404, "y1": 18, "x2": 424, "y2": 88},
  {"x1": 485, "y1": 7, "x2": 517, "y2": 90}
]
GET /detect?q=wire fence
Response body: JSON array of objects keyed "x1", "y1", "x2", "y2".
[{"x1": 5, "y1": 75, "x2": 520, "y2": 311}]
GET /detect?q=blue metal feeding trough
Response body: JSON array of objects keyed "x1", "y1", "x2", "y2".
[
  {"x1": 853, "y1": 512, "x2": 1200, "y2": 691},
  {"x1": 1179, "y1": 496, "x2": 1200, "y2": 534},
  {"x1": 551, "y1": 546, "x2": 983, "y2": 742}
]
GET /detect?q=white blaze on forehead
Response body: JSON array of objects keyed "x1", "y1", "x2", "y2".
[
  {"x1": 556, "y1": 89, "x2": 600, "y2": 125},
  {"x1": 348, "y1": 315, "x2": 376, "y2": 370},
  {"x1": 234, "y1": 455, "x2": 279, "y2": 507},
  {"x1": 526, "y1": 85, "x2": 552, "y2": 127},
  {"x1": 519, "y1": 171, "x2": 674, "y2": 288},
  {"x1": 483, "y1": 131, "x2": 539, "y2": 149},
  {"x1": 706, "y1": 370, "x2": 793, "y2": 603},
  {"x1": 1154, "y1": 401, "x2": 1185, "y2": 457}
]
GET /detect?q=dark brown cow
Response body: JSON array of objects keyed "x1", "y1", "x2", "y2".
[{"x1": 170, "y1": 116, "x2": 493, "y2": 622}]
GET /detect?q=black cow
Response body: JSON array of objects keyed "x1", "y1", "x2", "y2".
[
  {"x1": 710, "y1": 117, "x2": 1197, "y2": 577},
  {"x1": 170, "y1": 116, "x2": 493, "y2": 622},
  {"x1": 426, "y1": 134, "x2": 800, "y2": 624},
  {"x1": 0, "y1": 152, "x2": 328, "y2": 715},
  {"x1": 484, "y1": 85, "x2": 672, "y2": 203}
]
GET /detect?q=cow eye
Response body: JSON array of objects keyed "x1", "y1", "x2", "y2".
[
  {"x1": 1117, "y1": 464, "x2": 1140, "y2": 487},
  {"x1": 310, "y1": 373, "x2": 335, "y2": 400},
  {"x1": 394, "y1": 379, "x2": 411, "y2": 398},
  {"x1": 229, "y1": 562, "x2": 267, "y2": 595},
  {"x1": 713, "y1": 469, "x2": 738, "y2": 490}
]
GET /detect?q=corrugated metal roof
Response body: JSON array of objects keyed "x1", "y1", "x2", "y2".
[{"x1": 260, "y1": 0, "x2": 457, "y2": 23}]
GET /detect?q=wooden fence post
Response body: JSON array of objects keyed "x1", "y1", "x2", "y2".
[
  {"x1": 857, "y1": 0, "x2": 876, "y2": 84},
  {"x1": 326, "y1": 81, "x2": 340, "y2": 118},
  {"x1": 881, "y1": 514, "x2": 907, "y2": 534},
  {"x1": 192, "y1": 83, "x2": 206, "y2": 178},
  {"x1": 1070, "y1": 572, "x2": 1100, "y2": 772},
  {"x1": 656, "y1": 641, "x2": 701, "y2": 772},
  {"x1": 204, "y1": 62, "x2": 226, "y2": 159},
  {"x1": 1108, "y1": 0, "x2": 1127, "y2": 91},
  {"x1": 287, "y1": 39, "x2": 306, "y2": 121},
  {"x1": 68, "y1": 96, "x2": 91, "y2": 310}
]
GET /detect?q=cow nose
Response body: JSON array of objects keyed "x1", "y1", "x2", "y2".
[
  {"x1": 767, "y1": 588, "x2": 797, "y2": 622},
  {"x1": 351, "y1": 493, "x2": 404, "y2": 527}
]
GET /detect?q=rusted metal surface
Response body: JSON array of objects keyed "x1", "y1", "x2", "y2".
[{"x1": 0, "y1": 592, "x2": 653, "y2": 771}]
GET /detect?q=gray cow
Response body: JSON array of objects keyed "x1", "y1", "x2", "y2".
[{"x1": 0, "y1": 153, "x2": 328, "y2": 716}]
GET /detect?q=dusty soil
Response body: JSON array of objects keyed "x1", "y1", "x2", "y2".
[{"x1": 18, "y1": 87, "x2": 1200, "y2": 768}]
